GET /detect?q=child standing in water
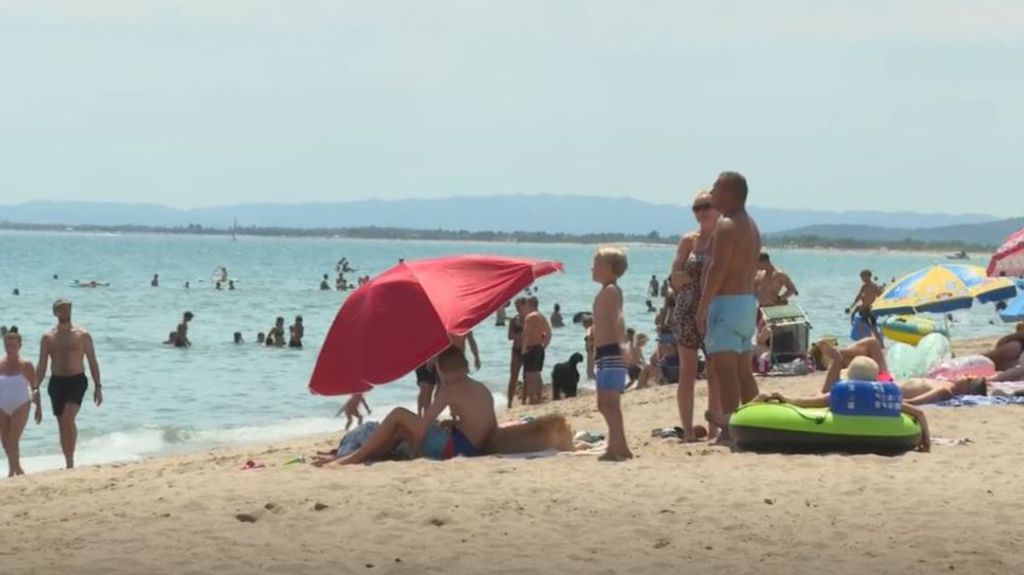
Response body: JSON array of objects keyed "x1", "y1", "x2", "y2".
[
  {"x1": 337, "y1": 393, "x2": 371, "y2": 431},
  {"x1": 591, "y1": 246, "x2": 632, "y2": 461}
]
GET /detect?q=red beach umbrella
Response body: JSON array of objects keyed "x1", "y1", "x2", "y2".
[
  {"x1": 309, "y1": 255, "x2": 563, "y2": 396},
  {"x1": 988, "y1": 226, "x2": 1024, "y2": 278}
]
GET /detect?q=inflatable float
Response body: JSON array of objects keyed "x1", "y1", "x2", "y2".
[
  {"x1": 886, "y1": 333, "x2": 952, "y2": 380},
  {"x1": 71, "y1": 280, "x2": 109, "y2": 288},
  {"x1": 729, "y1": 403, "x2": 922, "y2": 455},
  {"x1": 879, "y1": 315, "x2": 948, "y2": 346}
]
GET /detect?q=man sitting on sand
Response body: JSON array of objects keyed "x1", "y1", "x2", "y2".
[
  {"x1": 748, "y1": 357, "x2": 931, "y2": 451},
  {"x1": 314, "y1": 346, "x2": 497, "y2": 466}
]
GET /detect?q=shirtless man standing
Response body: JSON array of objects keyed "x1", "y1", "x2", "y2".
[
  {"x1": 754, "y1": 252, "x2": 798, "y2": 307},
  {"x1": 36, "y1": 299, "x2": 103, "y2": 469},
  {"x1": 521, "y1": 296, "x2": 552, "y2": 404},
  {"x1": 698, "y1": 172, "x2": 761, "y2": 442},
  {"x1": 317, "y1": 346, "x2": 497, "y2": 465}
]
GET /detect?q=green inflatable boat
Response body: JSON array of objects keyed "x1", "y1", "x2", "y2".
[{"x1": 729, "y1": 403, "x2": 922, "y2": 455}]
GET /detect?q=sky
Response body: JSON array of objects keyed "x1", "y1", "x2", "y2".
[{"x1": 1, "y1": 1, "x2": 1022, "y2": 214}]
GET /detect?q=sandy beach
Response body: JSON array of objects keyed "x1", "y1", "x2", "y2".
[{"x1": 0, "y1": 338, "x2": 1020, "y2": 575}]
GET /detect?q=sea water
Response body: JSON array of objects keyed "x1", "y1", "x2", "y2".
[{"x1": 0, "y1": 231, "x2": 1007, "y2": 473}]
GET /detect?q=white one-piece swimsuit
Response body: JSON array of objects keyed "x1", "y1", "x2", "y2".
[{"x1": 0, "y1": 373, "x2": 31, "y2": 415}]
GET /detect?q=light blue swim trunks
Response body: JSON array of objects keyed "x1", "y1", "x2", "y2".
[{"x1": 705, "y1": 294, "x2": 758, "y2": 355}]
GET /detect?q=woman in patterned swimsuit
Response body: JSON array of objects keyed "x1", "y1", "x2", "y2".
[{"x1": 670, "y1": 190, "x2": 719, "y2": 441}]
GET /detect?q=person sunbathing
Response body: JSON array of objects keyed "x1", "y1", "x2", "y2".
[
  {"x1": 811, "y1": 337, "x2": 889, "y2": 393},
  {"x1": 314, "y1": 346, "x2": 497, "y2": 466},
  {"x1": 744, "y1": 357, "x2": 931, "y2": 452},
  {"x1": 981, "y1": 323, "x2": 1024, "y2": 371}
]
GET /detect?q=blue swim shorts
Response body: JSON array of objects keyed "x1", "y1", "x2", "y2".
[
  {"x1": 596, "y1": 359, "x2": 628, "y2": 393},
  {"x1": 704, "y1": 294, "x2": 758, "y2": 355}
]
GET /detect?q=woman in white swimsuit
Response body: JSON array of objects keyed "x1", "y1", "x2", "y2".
[{"x1": 0, "y1": 328, "x2": 42, "y2": 476}]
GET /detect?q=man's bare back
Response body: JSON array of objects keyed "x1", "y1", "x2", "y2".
[{"x1": 431, "y1": 375, "x2": 497, "y2": 449}]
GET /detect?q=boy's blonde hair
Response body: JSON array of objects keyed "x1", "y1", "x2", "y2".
[{"x1": 595, "y1": 246, "x2": 628, "y2": 278}]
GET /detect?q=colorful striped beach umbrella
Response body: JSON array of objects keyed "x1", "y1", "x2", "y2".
[
  {"x1": 988, "y1": 226, "x2": 1024, "y2": 278},
  {"x1": 872, "y1": 264, "x2": 1017, "y2": 317}
]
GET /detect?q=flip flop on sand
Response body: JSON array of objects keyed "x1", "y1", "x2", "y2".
[{"x1": 241, "y1": 460, "x2": 266, "y2": 470}]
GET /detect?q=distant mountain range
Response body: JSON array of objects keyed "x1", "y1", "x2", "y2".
[
  {"x1": 772, "y1": 217, "x2": 1024, "y2": 248},
  {"x1": 0, "y1": 196, "x2": 1000, "y2": 237}
]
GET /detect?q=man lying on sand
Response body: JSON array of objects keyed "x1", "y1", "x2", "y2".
[{"x1": 313, "y1": 346, "x2": 497, "y2": 466}]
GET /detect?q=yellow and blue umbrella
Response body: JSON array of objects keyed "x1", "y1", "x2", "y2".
[
  {"x1": 872, "y1": 264, "x2": 1017, "y2": 317},
  {"x1": 999, "y1": 280, "x2": 1024, "y2": 323}
]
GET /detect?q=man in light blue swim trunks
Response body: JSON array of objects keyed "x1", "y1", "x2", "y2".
[{"x1": 697, "y1": 171, "x2": 763, "y2": 442}]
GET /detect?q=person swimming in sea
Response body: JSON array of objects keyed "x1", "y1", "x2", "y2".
[
  {"x1": 174, "y1": 312, "x2": 194, "y2": 347},
  {"x1": 288, "y1": 316, "x2": 304, "y2": 348},
  {"x1": 267, "y1": 317, "x2": 286, "y2": 347}
]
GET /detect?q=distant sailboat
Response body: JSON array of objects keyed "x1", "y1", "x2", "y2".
[{"x1": 232, "y1": 218, "x2": 238, "y2": 242}]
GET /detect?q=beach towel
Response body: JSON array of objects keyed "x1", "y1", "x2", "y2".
[
  {"x1": 934, "y1": 395, "x2": 1024, "y2": 407},
  {"x1": 339, "y1": 421, "x2": 412, "y2": 460}
]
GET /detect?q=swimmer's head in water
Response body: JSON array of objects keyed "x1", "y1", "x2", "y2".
[
  {"x1": 257, "y1": 332, "x2": 266, "y2": 343},
  {"x1": 233, "y1": 332, "x2": 243, "y2": 343},
  {"x1": 436, "y1": 345, "x2": 469, "y2": 376}
]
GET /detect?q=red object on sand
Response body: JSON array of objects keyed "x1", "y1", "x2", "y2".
[
  {"x1": 309, "y1": 255, "x2": 563, "y2": 396},
  {"x1": 988, "y1": 227, "x2": 1024, "y2": 278}
]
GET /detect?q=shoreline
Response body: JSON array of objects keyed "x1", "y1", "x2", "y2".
[{"x1": 5, "y1": 337, "x2": 1001, "y2": 477}]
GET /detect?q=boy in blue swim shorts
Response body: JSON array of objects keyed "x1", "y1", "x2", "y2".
[{"x1": 591, "y1": 246, "x2": 632, "y2": 461}]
